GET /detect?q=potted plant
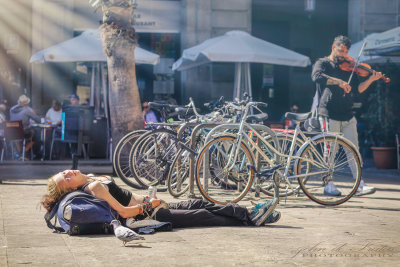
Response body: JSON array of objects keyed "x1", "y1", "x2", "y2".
[{"x1": 364, "y1": 62, "x2": 400, "y2": 169}]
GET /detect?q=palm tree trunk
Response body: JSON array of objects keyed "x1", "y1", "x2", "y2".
[{"x1": 99, "y1": 0, "x2": 143, "y2": 151}]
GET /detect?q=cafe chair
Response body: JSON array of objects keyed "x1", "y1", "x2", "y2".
[
  {"x1": 49, "y1": 106, "x2": 93, "y2": 160},
  {"x1": 49, "y1": 127, "x2": 92, "y2": 160},
  {"x1": 3, "y1": 120, "x2": 33, "y2": 161}
]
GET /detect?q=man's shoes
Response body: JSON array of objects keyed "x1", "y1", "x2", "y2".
[
  {"x1": 324, "y1": 182, "x2": 341, "y2": 196},
  {"x1": 355, "y1": 180, "x2": 376, "y2": 196},
  {"x1": 263, "y1": 210, "x2": 281, "y2": 225},
  {"x1": 249, "y1": 200, "x2": 277, "y2": 226}
]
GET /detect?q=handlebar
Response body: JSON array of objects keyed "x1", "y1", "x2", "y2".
[{"x1": 204, "y1": 96, "x2": 225, "y2": 111}]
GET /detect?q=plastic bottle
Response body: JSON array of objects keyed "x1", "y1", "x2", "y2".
[{"x1": 148, "y1": 186, "x2": 157, "y2": 199}]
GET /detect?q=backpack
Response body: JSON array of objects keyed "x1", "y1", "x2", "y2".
[{"x1": 44, "y1": 191, "x2": 119, "y2": 235}]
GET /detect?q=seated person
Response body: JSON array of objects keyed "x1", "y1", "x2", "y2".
[
  {"x1": 45, "y1": 100, "x2": 63, "y2": 159},
  {"x1": 69, "y1": 94, "x2": 80, "y2": 106},
  {"x1": 281, "y1": 103, "x2": 299, "y2": 129},
  {"x1": 41, "y1": 170, "x2": 281, "y2": 228},
  {"x1": 9, "y1": 95, "x2": 42, "y2": 159},
  {"x1": 45, "y1": 100, "x2": 62, "y2": 126},
  {"x1": 142, "y1": 101, "x2": 161, "y2": 125}
]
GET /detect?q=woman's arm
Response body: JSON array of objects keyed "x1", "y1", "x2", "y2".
[{"x1": 85, "y1": 181, "x2": 160, "y2": 218}]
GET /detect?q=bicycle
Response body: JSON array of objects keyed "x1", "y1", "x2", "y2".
[
  {"x1": 195, "y1": 101, "x2": 362, "y2": 206},
  {"x1": 128, "y1": 98, "x2": 229, "y2": 189},
  {"x1": 112, "y1": 101, "x2": 185, "y2": 189},
  {"x1": 113, "y1": 129, "x2": 148, "y2": 189}
]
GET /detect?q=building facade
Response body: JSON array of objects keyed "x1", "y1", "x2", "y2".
[{"x1": 0, "y1": 0, "x2": 399, "y2": 119}]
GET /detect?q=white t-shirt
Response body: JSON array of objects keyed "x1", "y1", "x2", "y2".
[{"x1": 45, "y1": 107, "x2": 62, "y2": 125}]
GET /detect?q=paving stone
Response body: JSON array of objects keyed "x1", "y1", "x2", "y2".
[{"x1": 0, "y1": 163, "x2": 399, "y2": 265}]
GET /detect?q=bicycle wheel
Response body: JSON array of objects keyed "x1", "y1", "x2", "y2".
[
  {"x1": 113, "y1": 130, "x2": 147, "y2": 189},
  {"x1": 259, "y1": 134, "x2": 304, "y2": 197},
  {"x1": 129, "y1": 128, "x2": 180, "y2": 188},
  {"x1": 195, "y1": 135, "x2": 255, "y2": 205},
  {"x1": 167, "y1": 148, "x2": 191, "y2": 197},
  {"x1": 295, "y1": 135, "x2": 361, "y2": 206},
  {"x1": 167, "y1": 133, "x2": 204, "y2": 198}
]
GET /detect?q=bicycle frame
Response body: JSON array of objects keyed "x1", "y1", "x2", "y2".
[{"x1": 224, "y1": 106, "x2": 333, "y2": 183}]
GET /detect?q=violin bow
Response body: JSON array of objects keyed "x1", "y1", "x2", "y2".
[{"x1": 347, "y1": 41, "x2": 367, "y2": 85}]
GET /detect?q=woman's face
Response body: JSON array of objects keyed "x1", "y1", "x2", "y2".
[{"x1": 53, "y1": 170, "x2": 85, "y2": 190}]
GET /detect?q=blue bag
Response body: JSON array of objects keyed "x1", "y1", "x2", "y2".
[{"x1": 44, "y1": 191, "x2": 119, "y2": 235}]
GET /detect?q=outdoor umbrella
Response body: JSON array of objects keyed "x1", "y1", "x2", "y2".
[
  {"x1": 364, "y1": 26, "x2": 400, "y2": 56},
  {"x1": 29, "y1": 29, "x2": 160, "y2": 123},
  {"x1": 348, "y1": 32, "x2": 400, "y2": 64},
  {"x1": 348, "y1": 33, "x2": 380, "y2": 63},
  {"x1": 29, "y1": 29, "x2": 160, "y2": 65},
  {"x1": 172, "y1": 30, "x2": 311, "y2": 99}
]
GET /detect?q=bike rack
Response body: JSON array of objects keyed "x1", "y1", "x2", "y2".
[
  {"x1": 186, "y1": 123, "x2": 229, "y2": 197},
  {"x1": 200, "y1": 123, "x2": 279, "y2": 198}
]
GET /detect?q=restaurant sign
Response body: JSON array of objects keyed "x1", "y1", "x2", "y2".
[{"x1": 134, "y1": 0, "x2": 181, "y2": 33}]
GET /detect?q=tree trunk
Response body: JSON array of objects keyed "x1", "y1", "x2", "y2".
[{"x1": 99, "y1": 1, "x2": 144, "y2": 152}]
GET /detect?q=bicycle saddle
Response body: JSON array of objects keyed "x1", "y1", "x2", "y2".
[
  {"x1": 246, "y1": 113, "x2": 268, "y2": 123},
  {"x1": 285, "y1": 112, "x2": 312, "y2": 122}
]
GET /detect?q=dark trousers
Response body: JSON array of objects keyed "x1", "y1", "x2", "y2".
[{"x1": 155, "y1": 199, "x2": 253, "y2": 228}]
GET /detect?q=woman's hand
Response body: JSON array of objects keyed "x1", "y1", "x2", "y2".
[{"x1": 151, "y1": 198, "x2": 161, "y2": 208}]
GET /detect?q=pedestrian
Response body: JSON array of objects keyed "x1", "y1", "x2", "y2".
[
  {"x1": 41, "y1": 170, "x2": 281, "y2": 228},
  {"x1": 311, "y1": 35, "x2": 383, "y2": 196}
]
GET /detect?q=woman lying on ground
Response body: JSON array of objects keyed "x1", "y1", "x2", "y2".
[{"x1": 41, "y1": 170, "x2": 281, "y2": 228}]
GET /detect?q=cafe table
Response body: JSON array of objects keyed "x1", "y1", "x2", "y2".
[{"x1": 32, "y1": 123, "x2": 55, "y2": 160}]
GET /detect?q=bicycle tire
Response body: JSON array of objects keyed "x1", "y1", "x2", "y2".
[
  {"x1": 113, "y1": 130, "x2": 147, "y2": 189},
  {"x1": 295, "y1": 135, "x2": 361, "y2": 206},
  {"x1": 167, "y1": 148, "x2": 191, "y2": 197},
  {"x1": 129, "y1": 128, "x2": 179, "y2": 188},
  {"x1": 195, "y1": 135, "x2": 255, "y2": 205},
  {"x1": 167, "y1": 132, "x2": 205, "y2": 198}
]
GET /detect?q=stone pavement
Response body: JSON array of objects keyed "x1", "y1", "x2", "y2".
[{"x1": 0, "y1": 161, "x2": 399, "y2": 266}]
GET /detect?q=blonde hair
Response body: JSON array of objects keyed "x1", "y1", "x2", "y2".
[{"x1": 41, "y1": 175, "x2": 74, "y2": 212}]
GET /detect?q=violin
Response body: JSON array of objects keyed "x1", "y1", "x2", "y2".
[{"x1": 338, "y1": 56, "x2": 390, "y2": 83}]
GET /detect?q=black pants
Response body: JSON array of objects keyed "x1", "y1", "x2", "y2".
[{"x1": 154, "y1": 199, "x2": 253, "y2": 228}]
